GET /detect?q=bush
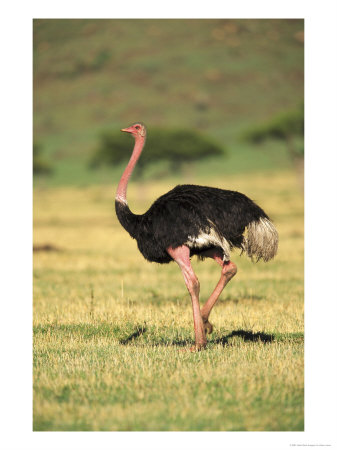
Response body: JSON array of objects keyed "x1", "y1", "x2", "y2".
[
  {"x1": 33, "y1": 143, "x2": 53, "y2": 175},
  {"x1": 242, "y1": 103, "x2": 304, "y2": 158},
  {"x1": 89, "y1": 127, "x2": 226, "y2": 175}
]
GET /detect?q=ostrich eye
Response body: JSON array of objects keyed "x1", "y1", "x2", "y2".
[{"x1": 135, "y1": 125, "x2": 140, "y2": 130}]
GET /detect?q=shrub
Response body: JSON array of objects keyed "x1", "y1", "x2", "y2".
[
  {"x1": 242, "y1": 103, "x2": 304, "y2": 159},
  {"x1": 33, "y1": 143, "x2": 53, "y2": 175},
  {"x1": 89, "y1": 127, "x2": 226, "y2": 175}
]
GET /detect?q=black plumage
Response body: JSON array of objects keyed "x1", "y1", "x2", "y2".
[{"x1": 115, "y1": 184, "x2": 270, "y2": 264}]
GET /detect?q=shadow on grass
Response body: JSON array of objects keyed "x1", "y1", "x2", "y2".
[
  {"x1": 171, "y1": 330, "x2": 275, "y2": 348},
  {"x1": 117, "y1": 327, "x2": 303, "y2": 348},
  {"x1": 119, "y1": 325, "x2": 147, "y2": 345},
  {"x1": 212, "y1": 329, "x2": 275, "y2": 346}
]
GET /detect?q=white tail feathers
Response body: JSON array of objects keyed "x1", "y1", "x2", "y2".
[{"x1": 243, "y1": 217, "x2": 278, "y2": 262}]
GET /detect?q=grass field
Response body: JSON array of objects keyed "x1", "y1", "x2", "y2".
[{"x1": 33, "y1": 168, "x2": 304, "y2": 431}]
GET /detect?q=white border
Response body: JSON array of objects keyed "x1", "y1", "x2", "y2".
[{"x1": 1, "y1": 1, "x2": 337, "y2": 449}]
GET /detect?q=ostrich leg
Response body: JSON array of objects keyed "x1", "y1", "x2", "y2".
[
  {"x1": 167, "y1": 245, "x2": 207, "y2": 351},
  {"x1": 200, "y1": 249, "x2": 237, "y2": 334}
]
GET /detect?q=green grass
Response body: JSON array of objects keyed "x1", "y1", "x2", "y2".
[
  {"x1": 34, "y1": 139, "x2": 293, "y2": 187},
  {"x1": 33, "y1": 169, "x2": 304, "y2": 431}
]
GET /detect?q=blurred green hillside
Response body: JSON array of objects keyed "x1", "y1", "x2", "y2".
[{"x1": 33, "y1": 19, "x2": 304, "y2": 186}]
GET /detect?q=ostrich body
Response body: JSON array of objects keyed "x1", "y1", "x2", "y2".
[{"x1": 115, "y1": 123, "x2": 278, "y2": 351}]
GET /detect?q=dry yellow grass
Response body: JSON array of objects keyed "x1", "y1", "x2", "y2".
[{"x1": 33, "y1": 169, "x2": 303, "y2": 431}]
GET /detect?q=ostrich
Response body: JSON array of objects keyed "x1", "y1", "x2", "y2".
[{"x1": 115, "y1": 123, "x2": 278, "y2": 351}]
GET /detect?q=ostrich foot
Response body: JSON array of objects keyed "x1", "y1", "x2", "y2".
[
  {"x1": 189, "y1": 344, "x2": 206, "y2": 352},
  {"x1": 179, "y1": 343, "x2": 206, "y2": 353},
  {"x1": 203, "y1": 320, "x2": 213, "y2": 334}
]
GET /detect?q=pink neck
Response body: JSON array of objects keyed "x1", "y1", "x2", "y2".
[{"x1": 116, "y1": 135, "x2": 145, "y2": 204}]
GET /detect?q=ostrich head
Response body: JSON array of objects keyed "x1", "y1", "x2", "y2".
[{"x1": 121, "y1": 122, "x2": 146, "y2": 138}]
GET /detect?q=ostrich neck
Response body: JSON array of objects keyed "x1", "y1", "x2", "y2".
[
  {"x1": 116, "y1": 136, "x2": 145, "y2": 204},
  {"x1": 115, "y1": 135, "x2": 145, "y2": 240}
]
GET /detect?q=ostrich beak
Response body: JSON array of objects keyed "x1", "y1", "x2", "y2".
[{"x1": 121, "y1": 127, "x2": 132, "y2": 133}]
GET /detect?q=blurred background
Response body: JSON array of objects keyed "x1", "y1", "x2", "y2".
[{"x1": 33, "y1": 19, "x2": 304, "y2": 187}]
